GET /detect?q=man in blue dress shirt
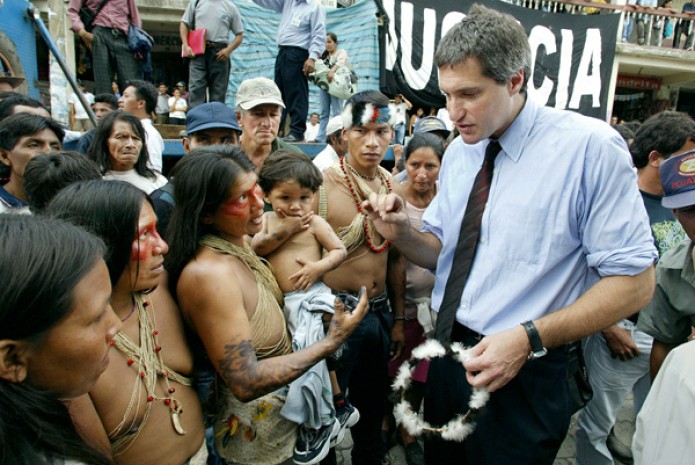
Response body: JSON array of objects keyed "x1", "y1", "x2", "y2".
[
  {"x1": 365, "y1": 5, "x2": 657, "y2": 465},
  {"x1": 251, "y1": 0, "x2": 326, "y2": 142}
]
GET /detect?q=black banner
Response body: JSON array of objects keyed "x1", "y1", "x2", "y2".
[{"x1": 377, "y1": 0, "x2": 620, "y2": 119}]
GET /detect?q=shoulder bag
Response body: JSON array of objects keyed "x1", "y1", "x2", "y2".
[{"x1": 79, "y1": 0, "x2": 113, "y2": 32}]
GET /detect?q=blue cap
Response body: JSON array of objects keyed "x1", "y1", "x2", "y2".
[
  {"x1": 660, "y1": 149, "x2": 695, "y2": 209},
  {"x1": 185, "y1": 102, "x2": 241, "y2": 134},
  {"x1": 413, "y1": 116, "x2": 450, "y2": 137}
]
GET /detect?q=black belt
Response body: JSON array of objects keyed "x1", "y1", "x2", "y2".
[
  {"x1": 279, "y1": 45, "x2": 307, "y2": 52},
  {"x1": 206, "y1": 41, "x2": 228, "y2": 48},
  {"x1": 452, "y1": 321, "x2": 485, "y2": 342},
  {"x1": 334, "y1": 290, "x2": 389, "y2": 313}
]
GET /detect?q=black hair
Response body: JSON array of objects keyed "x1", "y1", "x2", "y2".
[
  {"x1": 321, "y1": 32, "x2": 339, "y2": 60},
  {"x1": 47, "y1": 180, "x2": 149, "y2": 287},
  {"x1": 404, "y1": 132, "x2": 445, "y2": 162},
  {"x1": 94, "y1": 93, "x2": 118, "y2": 110},
  {"x1": 88, "y1": 110, "x2": 156, "y2": 180},
  {"x1": 24, "y1": 151, "x2": 102, "y2": 213},
  {"x1": 258, "y1": 150, "x2": 322, "y2": 194},
  {"x1": 344, "y1": 90, "x2": 391, "y2": 129},
  {"x1": 631, "y1": 111, "x2": 695, "y2": 169},
  {"x1": 0, "y1": 113, "x2": 65, "y2": 151},
  {"x1": 0, "y1": 94, "x2": 49, "y2": 122},
  {"x1": 0, "y1": 214, "x2": 111, "y2": 465},
  {"x1": 125, "y1": 79, "x2": 158, "y2": 114},
  {"x1": 434, "y1": 4, "x2": 531, "y2": 94},
  {"x1": 166, "y1": 145, "x2": 255, "y2": 293},
  {"x1": 611, "y1": 123, "x2": 635, "y2": 145}
]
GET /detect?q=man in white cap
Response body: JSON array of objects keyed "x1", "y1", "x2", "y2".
[
  {"x1": 236, "y1": 77, "x2": 302, "y2": 171},
  {"x1": 312, "y1": 115, "x2": 345, "y2": 172}
]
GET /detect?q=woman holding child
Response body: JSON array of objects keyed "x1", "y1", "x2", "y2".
[{"x1": 165, "y1": 146, "x2": 367, "y2": 465}]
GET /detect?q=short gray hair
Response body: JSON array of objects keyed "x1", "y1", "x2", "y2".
[{"x1": 434, "y1": 4, "x2": 531, "y2": 93}]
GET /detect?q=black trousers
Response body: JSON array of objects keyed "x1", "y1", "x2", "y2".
[
  {"x1": 322, "y1": 292, "x2": 392, "y2": 465},
  {"x1": 424, "y1": 324, "x2": 573, "y2": 465},
  {"x1": 275, "y1": 46, "x2": 309, "y2": 139}
]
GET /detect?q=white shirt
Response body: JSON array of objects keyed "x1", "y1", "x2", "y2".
[
  {"x1": 68, "y1": 92, "x2": 95, "y2": 119},
  {"x1": 304, "y1": 122, "x2": 319, "y2": 142},
  {"x1": 388, "y1": 102, "x2": 409, "y2": 126},
  {"x1": 103, "y1": 170, "x2": 168, "y2": 195},
  {"x1": 633, "y1": 340, "x2": 695, "y2": 465},
  {"x1": 140, "y1": 118, "x2": 163, "y2": 172},
  {"x1": 313, "y1": 144, "x2": 339, "y2": 172}
]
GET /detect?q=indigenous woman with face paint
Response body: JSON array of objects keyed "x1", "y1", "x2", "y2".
[
  {"x1": 46, "y1": 180, "x2": 206, "y2": 465},
  {"x1": 88, "y1": 111, "x2": 167, "y2": 195},
  {"x1": 0, "y1": 214, "x2": 119, "y2": 465},
  {"x1": 165, "y1": 145, "x2": 368, "y2": 465}
]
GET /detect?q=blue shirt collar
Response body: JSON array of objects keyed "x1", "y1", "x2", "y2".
[
  {"x1": 0, "y1": 185, "x2": 27, "y2": 209},
  {"x1": 497, "y1": 95, "x2": 537, "y2": 164}
]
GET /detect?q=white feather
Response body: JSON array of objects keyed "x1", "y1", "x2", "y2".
[
  {"x1": 411, "y1": 339, "x2": 446, "y2": 360},
  {"x1": 392, "y1": 363, "x2": 414, "y2": 391},
  {"x1": 441, "y1": 419, "x2": 475, "y2": 442},
  {"x1": 469, "y1": 389, "x2": 490, "y2": 409},
  {"x1": 341, "y1": 103, "x2": 354, "y2": 130}
]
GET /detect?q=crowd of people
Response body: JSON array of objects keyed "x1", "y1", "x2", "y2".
[{"x1": 3, "y1": 3, "x2": 695, "y2": 465}]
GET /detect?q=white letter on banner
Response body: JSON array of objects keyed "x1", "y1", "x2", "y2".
[
  {"x1": 400, "y1": 2, "x2": 436, "y2": 90},
  {"x1": 441, "y1": 11, "x2": 465, "y2": 38},
  {"x1": 527, "y1": 25, "x2": 556, "y2": 106},
  {"x1": 385, "y1": 0, "x2": 397, "y2": 71},
  {"x1": 555, "y1": 29, "x2": 574, "y2": 109},
  {"x1": 569, "y1": 29, "x2": 602, "y2": 109}
]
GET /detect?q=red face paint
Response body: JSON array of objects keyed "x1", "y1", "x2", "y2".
[
  {"x1": 221, "y1": 182, "x2": 263, "y2": 218},
  {"x1": 130, "y1": 222, "x2": 163, "y2": 262}
]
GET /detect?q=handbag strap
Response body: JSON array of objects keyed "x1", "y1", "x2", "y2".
[
  {"x1": 190, "y1": 0, "x2": 200, "y2": 31},
  {"x1": 92, "y1": 0, "x2": 113, "y2": 23}
]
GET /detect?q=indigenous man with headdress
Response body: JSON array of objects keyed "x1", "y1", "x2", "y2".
[{"x1": 314, "y1": 90, "x2": 407, "y2": 465}]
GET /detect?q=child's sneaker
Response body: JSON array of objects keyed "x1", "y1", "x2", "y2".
[
  {"x1": 330, "y1": 400, "x2": 360, "y2": 447},
  {"x1": 293, "y1": 420, "x2": 340, "y2": 465}
]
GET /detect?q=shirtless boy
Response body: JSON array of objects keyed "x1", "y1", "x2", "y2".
[{"x1": 253, "y1": 150, "x2": 359, "y2": 465}]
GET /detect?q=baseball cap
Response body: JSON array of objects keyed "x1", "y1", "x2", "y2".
[
  {"x1": 414, "y1": 116, "x2": 450, "y2": 137},
  {"x1": 176, "y1": 81, "x2": 186, "y2": 87},
  {"x1": 326, "y1": 115, "x2": 343, "y2": 136},
  {"x1": 236, "y1": 77, "x2": 285, "y2": 111},
  {"x1": 660, "y1": 150, "x2": 695, "y2": 209},
  {"x1": 185, "y1": 102, "x2": 241, "y2": 134}
]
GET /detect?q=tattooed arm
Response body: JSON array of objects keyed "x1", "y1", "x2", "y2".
[{"x1": 176, "y1": 249, "x2": 367, "y2": 401}]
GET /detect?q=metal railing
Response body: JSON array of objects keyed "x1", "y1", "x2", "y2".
[{"x1": 503, "y1": 0, "x2": 695, "y2": 50}]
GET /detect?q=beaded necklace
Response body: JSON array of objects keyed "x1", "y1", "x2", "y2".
[
  {"x1": 109, "y1": 293, "x2": 192, "y2": 455},
  {"x1": 339, "y1": 156, "x2": 392, "y2": 253}
]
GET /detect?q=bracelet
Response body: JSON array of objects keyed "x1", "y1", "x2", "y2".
[{"x1": 394, "y1": 316, "x2": 406, "y2": 321}]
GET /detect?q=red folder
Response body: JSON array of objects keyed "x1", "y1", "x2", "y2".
[{"x1": 183, "y1": 28, "x2": 206, "y2": 57}]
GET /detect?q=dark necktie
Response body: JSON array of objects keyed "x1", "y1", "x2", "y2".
[{"x1": 434, "y1": 140, "x2": 502, "y2": 343}]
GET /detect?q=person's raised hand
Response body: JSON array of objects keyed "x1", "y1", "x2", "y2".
[
  {"x1": 362, "y1": 192, "x2": 410, "y2": 242},
  {"x1": 326, "y1": 286, "x2": 369, "y2": 347}
]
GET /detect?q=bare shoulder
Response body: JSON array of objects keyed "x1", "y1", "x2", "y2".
[
  {"x1": 308, "y1": 213, "x2": 332, "y2": 232},
  {"x1": 177, "y1": 249, "x2": 246, "y2": 312}
]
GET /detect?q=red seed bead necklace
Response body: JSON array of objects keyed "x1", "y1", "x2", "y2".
[{"x1": 339, "y1": 156, "x2": 392, "y2": 253}]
